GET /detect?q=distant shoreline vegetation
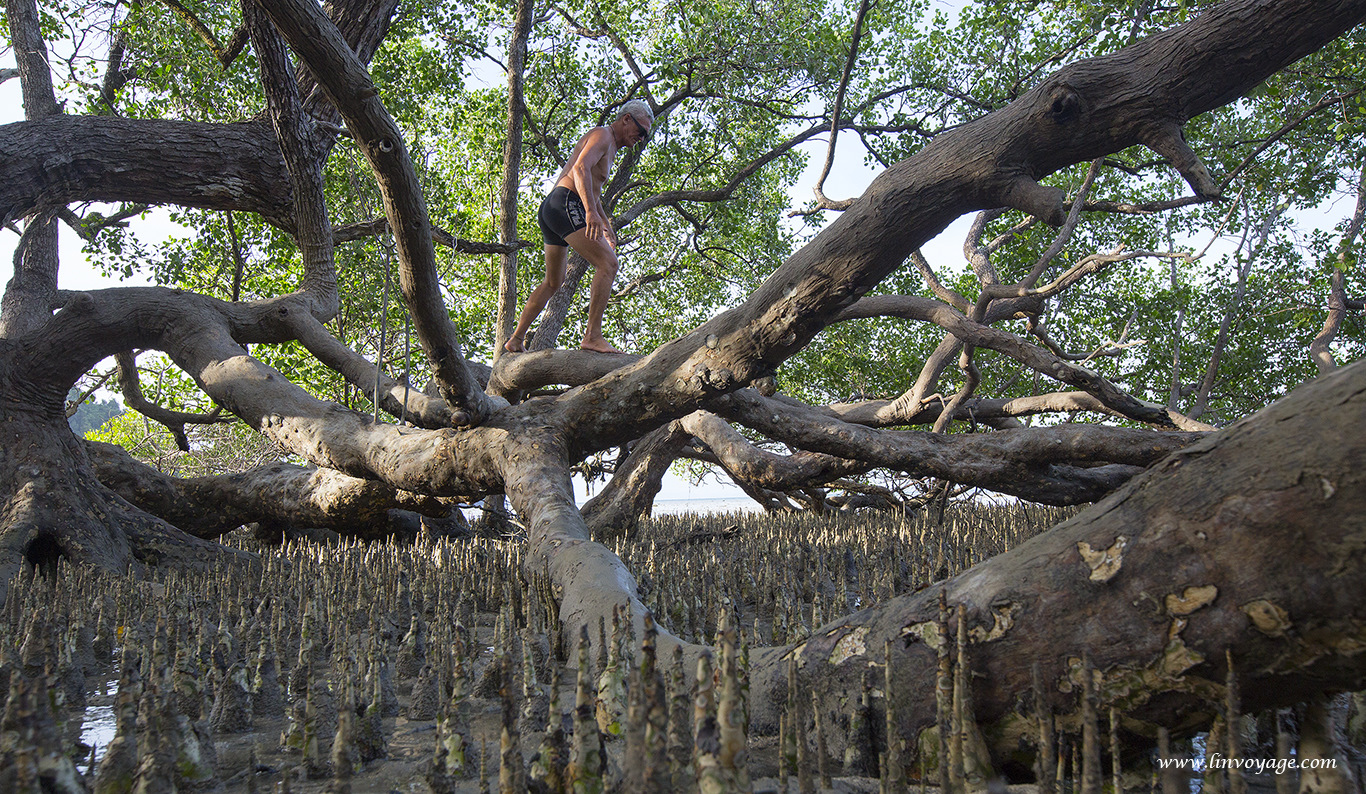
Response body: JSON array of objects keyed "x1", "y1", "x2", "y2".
[{"x1": 67, "y1": 390, "x2": 123, "y2": 436}]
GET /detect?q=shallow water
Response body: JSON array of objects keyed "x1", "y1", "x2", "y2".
[{"x1": 77, "y1": 677, "x2": 118, "y2": 775}]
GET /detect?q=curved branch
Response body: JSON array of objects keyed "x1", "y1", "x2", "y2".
[
  {"x1": 810, "y1": 0, "x2": 873, "y2": 212},
  {"x1": 34, "y1": 287, "x2": 501, "y2": 498},
  {"x1": 1310, "y1": 166, "x2": 1366, "y2": 375},
  {"x1": 488, "y1": 349, "x2": 641, "y2": 397},
  {"x1": 910, "y1": 250, "x2": 972, "y2": 312},
  {"x1": 831, "y1": 389, "x2": 1216, "y2": 432},
  {"x1": 580, "y1": 421, "x2": 691, "y2": 539},
  {"x1": 114, "y1": 351, "x2": 234, "y2": 452},
  {"x1": 680, "y1": 410, "x2": 872, "y2": 494}
]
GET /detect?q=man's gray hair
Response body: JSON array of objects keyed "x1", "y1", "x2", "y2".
[{"x1": 620, "y1": 99, "x2": 654, "y2": 126}]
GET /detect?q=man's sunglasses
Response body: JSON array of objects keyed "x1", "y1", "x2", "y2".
[{"x1": 627, "y1": 114, "x2": 651, "y2": 143}]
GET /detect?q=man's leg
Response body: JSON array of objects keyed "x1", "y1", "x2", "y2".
[
  {"x1": 564, "y1": 230, "x2": 622, "y2": 353},
  {"x1": 504, "y1": 245, "x2": 568, "y2": 353}
]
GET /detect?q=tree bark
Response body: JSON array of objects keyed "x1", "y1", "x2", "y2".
[
  {"x1": 0, "y1": 378, "x2": 240, "y2": 604},
  {"x1": 0, "y1": 117, "x2": 298, "y2": 227},
  {"x1": 1, "y1": 0, "x2": 64, "y2": 338},
  {"x1": 493, "y1": 0, "x2": 534, "y2": 361},
  {"x1": 84, "y1": 440, "x2": 446, "y2": 539},
  {"x1": 764, "y1": 357, "x2": 1366, "y2": 768}
]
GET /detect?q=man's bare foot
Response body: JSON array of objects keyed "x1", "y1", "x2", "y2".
[
  {"x1": 503, "y1": 336, "x2": 526, "y2": 353},
  {"x1": 580, "y1": 336, "x2": 624, "y2": 354}
]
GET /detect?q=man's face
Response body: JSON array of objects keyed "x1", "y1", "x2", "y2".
[{"x1": 625, "y1": 113, "x2": 652, "y2": 146}]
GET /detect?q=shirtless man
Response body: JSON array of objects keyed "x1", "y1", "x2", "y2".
[{"x1": 504, "y1": 99, "x2": 654, "y2": 354}]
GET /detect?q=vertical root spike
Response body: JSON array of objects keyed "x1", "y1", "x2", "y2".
[
  {"x1": 1034, "y1": 664, "x2": 1056, "y2": 794},
  {"x1": 1081, "y1": 654, "x2": 1102, "y2": 794}
]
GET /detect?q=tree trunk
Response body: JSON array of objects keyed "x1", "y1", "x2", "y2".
[
  {"x1": 493, "y1": 0, "x2": 534, "y2": 360},
  {"x1": 762, "y1": 357, "x2": 1366, "y2": 766},
  {"x1": 1, "y1": 0, "x2": 63, "y2": 338},
  {"x1": 0, "y1": 380, "x2": 237, "y2": 604}
]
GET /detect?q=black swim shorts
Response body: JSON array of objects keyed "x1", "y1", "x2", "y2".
[{"x1": 538, "y1": 186, "x2": 587, "y2": 247}]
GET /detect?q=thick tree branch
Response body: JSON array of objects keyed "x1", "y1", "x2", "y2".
[
  {"x1": 488, "y1": 349, "x2": 642, "y2": 397},
  {"x1": 828, "y1": 389, "x2": 1216, "y2": 432},
  {"x1": 31, "y1": 287, "x2": 500, "y2": 497},
  {"x1": 85, "y1": 439, "x2": 445, "y2": 538},
  {"x1": 580, "y1": 422, "x2": 691, "y2": 539},
  {"x1": 99, "y1": 26, "x2": 135, "y2": 108},
  {"x1": 245, "y1": 0, "x2": 338, "y2": 319},
  {"x1": 765, "y1": 358, "x2": 1366, "y2": 765},
  {"x1": 680, "y1": 410, "x2": 873, "y2": 494},
  {"x1": 260, "y1": 0, "x2": 498, "y2": 425},
  {"x1": 297, "y1": 0, "x2": 400, "y2": 124},
  {"x1": 289, "y1": 313, "x2": 459, "y2": 428},
  {"x1": 0, "y1": 118, "x2": 297, "y2": 227},
  {"x1": 710, "y1": 389, "x2": 1191, "y2": 505}
]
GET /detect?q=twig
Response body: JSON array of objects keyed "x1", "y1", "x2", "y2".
[{"x1": 811, "y1": 0, "x2": 875, "y2": 212}]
